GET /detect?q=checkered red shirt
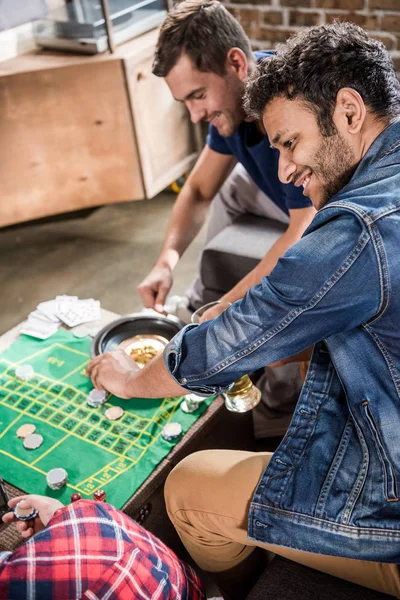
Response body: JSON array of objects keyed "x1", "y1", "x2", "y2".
[{"x1": 0, "y1": 500, "x2": 205, "y2": 600}]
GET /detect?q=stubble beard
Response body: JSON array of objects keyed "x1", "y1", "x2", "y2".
[
  {"x1": 218, "y1": 76, "x2": 246, "y2": 137},
  {"x1": 313, "y1": 132, "x2": 357, "y2": 210}
]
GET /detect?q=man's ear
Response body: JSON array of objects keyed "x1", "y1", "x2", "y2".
[
  {"x1": 225, "y1": 47, "x2": 248, "y2": 81},
  {"x1": 334, "y1": 88, "x2": 366, "y2": 134}
]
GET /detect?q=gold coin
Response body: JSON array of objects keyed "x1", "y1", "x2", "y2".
[
  {"x1": 104, "y1": 406, "x2": 124, "y2": 421},
  {"x1": 16, "y1": 424, "x2": 36, "y2": 438},
  {"x1": 119, "y1": 335, "x2": 168, "y2": 369}
]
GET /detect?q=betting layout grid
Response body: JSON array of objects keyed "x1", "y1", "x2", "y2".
[{"x1": 0, "y1": 330, "x2": 214, "y2": 509}]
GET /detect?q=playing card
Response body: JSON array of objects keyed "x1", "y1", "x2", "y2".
[
  {"x1": 57, "y1": 299, "x2": 101, "y2": 327},
  {"x1": 36, "y1": 300, "x2": 61, "y2": 323},
  {"x1": 20, "y1": 315, "x2": 59, "y2": 340}
]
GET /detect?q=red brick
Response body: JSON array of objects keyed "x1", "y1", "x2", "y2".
[
  {"x1": 262, "y1": 10, "x2": 284, "y2": 26},
  {"x1": 258, "y1": 27, "x2": 296, "y2": 46},
  {"x1": 369, "y1": 0, "x2": 400, "y2": 9},
  {"x1": 371, "y1": 32, "x2": 396, "y2": 50},
  {"x1": 289, "y1": 10, "x2": 321, "y2": 26},
  {"x1": 230, "y1": 7, "x2": 261, "y2": 25},
  {"x1": 314, "y1": 0, "x2": 363, "y2": 8},
  {"x1": 382, "y1": 15, "x2": 400, "y2": 33},
  {"x1": 325, "y1": 12, "x2": 378, "y2": 29},
  {"x1": 226, "y1": 6, "x2": 262, "y2": 39},
  {"x1": 280, "y1": 0, "x2": 311, "y2": 7}
]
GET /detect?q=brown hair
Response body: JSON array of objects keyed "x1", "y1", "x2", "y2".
[
  {"x1": 152, "y1": 0, "x2": 252, "y2": 77},
  {"x1": 244, "y1": 21, "x2": 400, "y2": 136}
]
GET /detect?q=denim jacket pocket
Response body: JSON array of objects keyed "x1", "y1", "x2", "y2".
[{"x1": 362, "y1": 401, "x2": 399, "y2": 502}]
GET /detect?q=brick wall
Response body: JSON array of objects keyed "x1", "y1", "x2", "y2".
[{"x1": 224, "y1": 0, "x2": 400, "y2": 73}]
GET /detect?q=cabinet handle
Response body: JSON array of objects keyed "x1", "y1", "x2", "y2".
[{"x1": 136, "y1": 71, "x2": 147, "y2": 81}]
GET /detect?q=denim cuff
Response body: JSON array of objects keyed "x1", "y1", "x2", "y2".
[{"x1": 164, "y1": 323, "x2": 232, "y2": 396}]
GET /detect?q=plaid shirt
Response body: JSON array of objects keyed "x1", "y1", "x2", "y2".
[{"x1": 0, "y1": 500, "x2": 205, "y2": 600}]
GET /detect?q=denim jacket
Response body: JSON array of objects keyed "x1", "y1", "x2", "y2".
[{"x1": 165, "y1": 120, "x2": 400, "y2": 562}]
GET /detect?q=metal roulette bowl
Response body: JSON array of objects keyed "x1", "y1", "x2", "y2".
[{"x1": 90, "y1": 312, "x2": 185, "y2": 358}]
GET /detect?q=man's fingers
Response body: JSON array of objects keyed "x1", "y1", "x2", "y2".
[
  {"x1": 137, "y1": 284, "x2": 157, "y2": 309},
  {"x1": 86, "y1": 354, "x2": 104, "y2": 377},
  {"x1": 16, "y1": 521, "x2": 29, "y2": 533},
  {"x1": 7, "y1": 495, "x2": 29, "y2": 508},
  {"x1": 90, "y1": 365, "x2": 106, "y2": 391},
  {"x1": 154, "y1": 286, "x2": 169, "y2": 314},
  {"x1": 21, "y1": 527, "x2": 34, "y2": 539},
  {"x1": 2, "y1": 511, "x2": 15, "y2": 524}
]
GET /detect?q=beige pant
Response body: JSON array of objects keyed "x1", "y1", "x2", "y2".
[{"x1": 164, "y1": 450, "x2": 400, "y2": 598}]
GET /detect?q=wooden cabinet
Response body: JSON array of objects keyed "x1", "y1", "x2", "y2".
[
  {"x1": 0, "y1": 29, "x2": 200, "y2": 228},
  {"x1": 126, "y1": 52, "x2": 199, "y2": 198}
]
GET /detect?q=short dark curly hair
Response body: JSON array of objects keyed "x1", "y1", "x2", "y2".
[
  {"x1": 152, "y1": 0, "x2": 252, "y2": 77},
  {"x1": 244, "y1": 21, "x2": 400, "y2": 136}
]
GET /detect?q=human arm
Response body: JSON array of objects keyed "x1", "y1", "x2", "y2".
[
  {"x1": 2, "y1": 495, "x2": 63, "y2": 539},
  {"x1": 89, "y1": 211, "x2": 381, "y2": 399},
  {"x1": 160, "y1": 210, "x2": 381, "y2": 394},
  {"x1": 220, "y1": 206, "x2": 316, "y2": 305},
  {"x1": 87, "y1": 349, "x2": 188, "y2": 399},
  {"x1": 137, "y1": 146, "x2": 237, "y2": 312}
]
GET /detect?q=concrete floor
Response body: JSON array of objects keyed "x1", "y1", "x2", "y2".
[{"x1": 0, "y1": 193, "x2": 205, "y2": 335}]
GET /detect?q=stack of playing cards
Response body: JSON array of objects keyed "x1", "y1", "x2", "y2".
[{"x1": 21, "y1": 295, "x2": 101, "y2": 340}]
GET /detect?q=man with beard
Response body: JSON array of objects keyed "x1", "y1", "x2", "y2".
[
  {"x1": 138, "y1": 0, "x2": 316, "y2": 439},
  {"x1": 88, "y1": 21, "x2": 400, "y2": 600}
]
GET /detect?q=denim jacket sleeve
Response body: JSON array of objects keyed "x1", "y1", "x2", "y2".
[{"x1": 164, "y1": 208, "x2": 383, "y2": 395}]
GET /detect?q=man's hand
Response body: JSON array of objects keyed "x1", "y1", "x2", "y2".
[
  {"x1": 137, "y1": 264, "x2": 173, "y2": 313},
  {"x1": 197, "y1": 302, "x2": 231, "y2": 323},
  {"x1": 86, "y1": 349, "x2": 140, "y2": 398},
  {"x1": 2, "y1": 495, "x2": 63, "y2": 539}
]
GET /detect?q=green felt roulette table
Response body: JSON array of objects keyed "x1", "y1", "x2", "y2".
[{"x1": 0, "y1": 310, "x2": 253, "y2": 552}]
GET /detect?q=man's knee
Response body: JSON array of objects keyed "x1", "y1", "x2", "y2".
[{"x1": 164, "y1": 450, "x2": 210, "y2": 519}]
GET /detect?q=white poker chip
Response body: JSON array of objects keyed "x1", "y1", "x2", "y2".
[
  {"x1": 72, "y1": 326, "x2": 91, "y2": 338},
  {"x1": 14, "y1": 501, "x2": 39, "y2": 521},
  {"x1": 180, "y1": 393, "x2": 205, "y2": 413},
  {"x1": 180, "y1": 400, "x2": 197, "y2": 413},
  {"x1": 161, "y1": 422, "x2": 182, "y2": 441},
  {"x1": 86, "y1": 389, "x2": 107, "y2": 408},
  {"x1": 104, "y1": 406, "x2": 124, "y2": 421},
  {"x1": 15, "y1": 365, "x2": 35, "y2": 381},
  {"x1": 17, "y1": 423, "x2": 36, "y2": 438},
  {"x1": 46, "y1": 468, "x2": 68, "y2": 490},
  {"x1": 88, "y1": 390, "x2": 107, "y2": 403},
  {"x1": 23, "y1": 433, "x2": 43, "y2": 450}
]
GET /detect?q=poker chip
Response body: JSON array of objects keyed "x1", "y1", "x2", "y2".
[
  {"x1": 86, "y1": 389, "x2": 107, "y2": 408},
  {"x1": 104, "y1": 406, "x2": 124, "y2": 421},
  {"x1": 16, "y1": 423, "x2": 36, "y2": 438},
  {"x1": 72, "y1": 326, "x2": 90, "y2": 338},
  {"x1": 46, "y1": 468, "x2": 68, "y2": 490},
  {"x1": 15, "y1": 364, "x2": 35, "y2": 381},
  {"x1": 161, "y1": 422, "x2": 182, "y2": 441},
  {"x1": 13, "y1": 501, "x2": 39, "y2": 521},
  {"x1": 180, "y1": 393, "x2": 205, "y2": 413},
  {"x1": 23, "y1": 433, "x2": 43, "y2": 450}
]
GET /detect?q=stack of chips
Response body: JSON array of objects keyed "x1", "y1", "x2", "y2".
[
  {"x1": 15, "y1": 365, "x2": 35, "y2": 382},
  {"x1": 46, "y1": 468, "x2": 68, "y2": 490},
  {"x1": 161, "y1": 422, "x2": 182, "y2": 441},
  {"x1": 86, "y1": 389, "x2": 107, "y2": 408},
  {"x1": 13, "y1": 501, "x2": 39, "y2": 521}
]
